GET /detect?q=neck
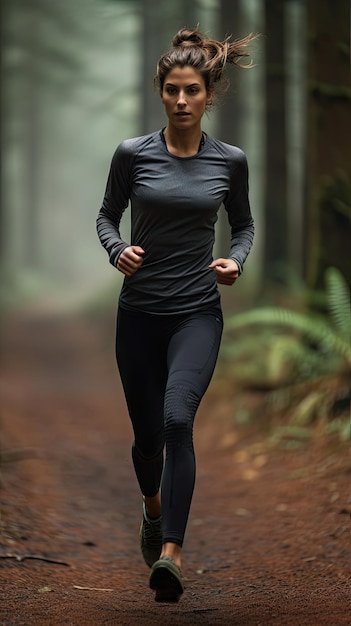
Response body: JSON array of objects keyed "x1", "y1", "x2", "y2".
[{"x1": 163, "y1": 126, "x2": 204, "y2": 157}]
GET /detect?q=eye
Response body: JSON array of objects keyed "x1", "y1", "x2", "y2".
[
  {"x1": 166, "y1": 87, "x2": 177, "y2": 95},
  {"x1": 188, "y1": 87, "x2": 199, "y2": 95}
]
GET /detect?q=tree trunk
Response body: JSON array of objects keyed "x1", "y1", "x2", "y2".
[
  {"x1": 306, "y1": 0, "x2": 351, "y2": 288},
  {"x1": 140, "y1": 0, "x2": 170, "y2": 134},
  {"x1": 263, "y1": 0, "x2": 288, "y2": 286},
  {"x1": 0, "y1": 0, "x2": 5, "y2": 265},
  {"x1": 218, "y1": 0, "x2": 241, "y2": 146},
  {"x1": 215, "y1": 0, "x2": 242, "y2": 259}
]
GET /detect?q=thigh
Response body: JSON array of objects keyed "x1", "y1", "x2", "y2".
[
  {"x1": 116, "y1": 307, "x2": 168, "y2": 452},
  {"x1": 167, "y1": 310, "x2": 223, "y2": 397}
]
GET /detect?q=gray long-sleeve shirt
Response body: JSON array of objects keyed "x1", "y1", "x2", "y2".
[{"x1": 97, "y1": 130, "x2": 254, "y2": 315}]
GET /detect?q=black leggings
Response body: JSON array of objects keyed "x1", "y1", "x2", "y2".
[{"x1": 115, "y1": 305, "x2": 223, "y2": 546}]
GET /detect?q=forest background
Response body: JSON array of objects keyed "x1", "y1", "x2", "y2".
[{"x1": 1, "y1": 0, "x2": 350, "y2": 438}]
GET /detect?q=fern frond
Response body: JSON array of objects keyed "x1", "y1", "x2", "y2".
[
  {"x1": 325, "y1": 267, "x2": 351, "y2": 342},
  {"x1": 226, "y1": 308, "x2": 351, "y2": 367}
]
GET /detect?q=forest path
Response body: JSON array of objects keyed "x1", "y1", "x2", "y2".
[{"x1": 0, "y1": 313, "x2": 350, "y2": 625}]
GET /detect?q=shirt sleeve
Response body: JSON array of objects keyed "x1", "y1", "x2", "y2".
[
  {"x1": 96, "y1": 142, "x2": 132, "y2": 267},
  {"x1": 223, "y1": 149, "x2": 254, "y2": 274}
]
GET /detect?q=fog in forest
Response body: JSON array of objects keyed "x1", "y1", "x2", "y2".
[{"x1": 1, "y1": 0, "x2": 350, "y2": 313}]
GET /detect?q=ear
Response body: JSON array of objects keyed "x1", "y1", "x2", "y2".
[
  {"x1": 206, "y1": 90, "x2": 214, "y2": 106},
  {"x1": 160, "y1": 89, "x2": 164, "y2": 103}
]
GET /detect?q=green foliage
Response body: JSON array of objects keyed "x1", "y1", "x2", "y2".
[
  {"x1": 226, "y1": 267, "x2": 351, "y2": 371},
  {"x1": 310, "y1": 81, "x2": 351, "y2": 101},
  {"x1": 325, "y1": 266, "x2": 351, "y2": 343},
  {"x1": 324, "y1": 417, "x2": 351, "y2": 442},
  {"x1": 319, "y1": 170, "x2": 351, "y2": 222},
  {"x1": 221, "y1": 267, "x2": 350, "y2": 443},
  {"x1": 220, "y1": 330, "x2": 340, "y2": 389}
]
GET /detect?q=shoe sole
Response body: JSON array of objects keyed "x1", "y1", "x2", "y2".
[{"x1": 149, "y1": 560, "x2": 184, "y2": 603}]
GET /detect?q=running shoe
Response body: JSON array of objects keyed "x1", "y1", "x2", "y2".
[
  {"x1": 139, "y1": 501, "x2": 162, "y2": 568},
  {"x1": 149, "y1": 556, "x2": 184, "y2": 602}
]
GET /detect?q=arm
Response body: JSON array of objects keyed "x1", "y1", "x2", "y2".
[
  {"x1": 96, "y1": 142, "x2": 133, "y2": 268},
  {"x1": 210, "y1": 150, "x2": 254, "y2": 285}
]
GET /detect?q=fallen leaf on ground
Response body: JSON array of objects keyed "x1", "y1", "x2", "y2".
[
  {"x1": 235, "y1": 508, "x2": 252, "y2": 517},
  {"x1": 73, "y1": 585, "x2": 114, "y2": 592},
  {"x1": 253, "y1": 454, "x2": 268, "y2": 468},
  {"x1": 234, "y1": 450, "x2": 250, "y2": 463},
  {"x1": 242, "y1": 468, "x2": 259, "y2": 480},
  {"x1": 219, "y1": 432, "x2": 238, "y2": 449}
]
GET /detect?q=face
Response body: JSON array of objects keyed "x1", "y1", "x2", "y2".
[{"x1": 160, "y1": 66, "x2": 212, "y2": 131}]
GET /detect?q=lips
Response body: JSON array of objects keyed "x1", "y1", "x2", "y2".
[{"x1": 175, "y1": 112, "x2": 190, "y2": 117}]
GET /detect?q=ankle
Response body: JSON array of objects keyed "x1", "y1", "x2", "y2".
[
  {"x1": 160, "y1": 543, "x2": 182, "y2": 569},
  {"x1": 144, "y1": 494, "x2": 161, "y2": 520}
]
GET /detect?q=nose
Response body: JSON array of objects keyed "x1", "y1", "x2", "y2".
[{"x1": 177, "y1": 90, "x2": 187, "y2": 106}]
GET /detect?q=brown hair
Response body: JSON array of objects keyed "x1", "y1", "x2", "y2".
[{"x1": 155, "y1": 27, "x2": 258, "y2": 97}]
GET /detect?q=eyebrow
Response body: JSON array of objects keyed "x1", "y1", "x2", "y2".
[{"x1": 164, "y1": 82, "x2": 201, "y2": 87}]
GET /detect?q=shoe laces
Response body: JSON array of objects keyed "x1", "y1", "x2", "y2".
[{"x1": 142, "y1": 503, "x2": 162, "y2": 546}]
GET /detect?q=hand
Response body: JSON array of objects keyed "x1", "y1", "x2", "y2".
[
  {"x1": 209, "y1": 258, "x2": 239, "y2": 285},
  {"x1": 117, "y1": 245, "x2": 145, "y2": 277}
]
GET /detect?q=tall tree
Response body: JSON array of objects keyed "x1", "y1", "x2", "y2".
[
  {"x1": 306, "y1": 0, "x2": 351, "y2": 287},
  {"x1": 2, "y1": 0, "x2": 85, "y2": 270},
  {"x1": 284, "y1": 0, "x2": 307, "y2": 283},
  {"x1": 141, "y1": 0, "x2": 170, "y2": 134},
  {"x1": 218, "y1": 0, "x2": 241, "y2": 146},
  {"x1": 263, "y1": 0, "x2": 288, "y2": 286},
  {"x1": 0, "y1": 0, "x2": 5, "y2": 266},
  {"x1": 2, "y1": 0, "x2": 138, "y2": 298},
  {"x1": 216, "y1": 0, "x2": 241, "y2": 258}
]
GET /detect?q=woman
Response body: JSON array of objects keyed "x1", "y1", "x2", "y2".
[{"x1": 97, "y1": 26, "x2": 256, "y2": 603}]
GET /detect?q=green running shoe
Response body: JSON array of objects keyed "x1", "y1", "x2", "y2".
[
  {"x1": 139, "y1": 501, "x2": 162, "y2": 568},
  {"x1": 149, "y1": 556, "x2": 184, "y2": 602}
]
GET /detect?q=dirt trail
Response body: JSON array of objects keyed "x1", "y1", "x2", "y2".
[{"x1": 0, "y1": 313, "x2": 350, "y2": 625}]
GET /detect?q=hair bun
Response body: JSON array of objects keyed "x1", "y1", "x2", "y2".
[
  {"x1": 172, "y1": 28, "x2": 203, "y2": 48},
  {"x1": 155, "y1": 27, "x2": 257, "y2": 93}
]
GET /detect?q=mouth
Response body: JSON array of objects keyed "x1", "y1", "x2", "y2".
[{"x1": 175, "y1": 112, "x2": 190, "y2": 117}]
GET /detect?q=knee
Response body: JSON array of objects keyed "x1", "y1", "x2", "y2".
[
  {"x1": 164, "y1": 385, "x2": 199, "y2": 447},
  {"x1": 132, "y1": 440, "x2": 163, "y2": 463}
]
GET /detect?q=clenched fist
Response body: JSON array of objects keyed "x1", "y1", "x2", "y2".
[
  {"x1": 208, "y1": 258, "x2": 239, "y2": 285},
  {"x1": 117, "y1": 246, "x2": 145, "y2": 277}
]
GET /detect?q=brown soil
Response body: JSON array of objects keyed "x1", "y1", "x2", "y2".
[{"x1": 0, "y1": 312, "x2": 350, "y2": 625}]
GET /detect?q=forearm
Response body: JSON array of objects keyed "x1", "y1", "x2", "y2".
[
  {"x1": 229, "y1": 218, "x2": 255, "y2": 274},
  {"x1": 96, "y1": 204, "x2": 128, "y2": 268}
]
